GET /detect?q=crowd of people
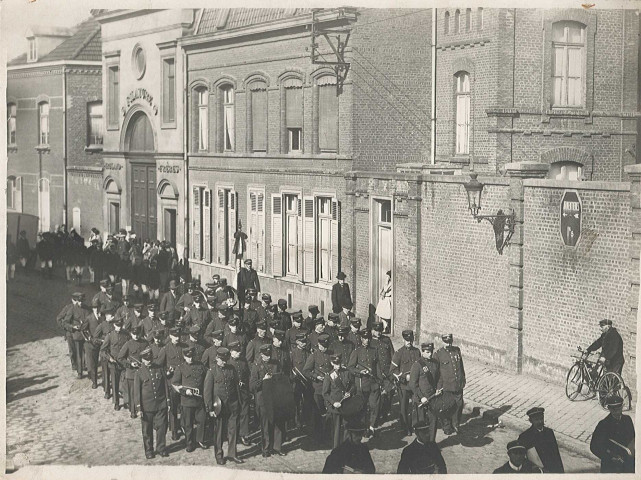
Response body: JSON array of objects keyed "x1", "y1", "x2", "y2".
[{"x1": 43, "y1": 233, "x2": 634, "y2": 473}]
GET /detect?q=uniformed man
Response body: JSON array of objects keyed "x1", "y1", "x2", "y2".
[
  {"x1": 223, "y1": 315, "x2": 247, "y2": 355},
  {"x1": 149, "y1": 330, "x2": 166, "y2": 365},
  {"x1": 290, "y1": 333, "x2": 312, "y2": 431},
  {"x1": 275, "y1": 299, "x2": 292, "y2": 331},
  {"x1": 325, "y1": 313, "x2": 340, "y2": 343},
  {"x1": 202, "y1": 329, "x2": 224, "y2": 370},
  {"x1": 338, "y1": 305, "x2": 355, "y2": 330},
  {"x1": 434, "y1": 333, "x2": 465, "y2": 435},
  {"x1": 305, "y1": 304, "x2": 320, "y2": 332},
  {"x1": 204, "y1": 305, "x2": 228, "y2": 344},
  {"x1": 308, "y1": 317, "x2": 327, "y2": 351},
  {"x1": 237, "y1": 258, "x2": 261, "y2": 308},
  {"x1": 323, "y1": 353, "x2": 356, "y2": 449},
  {"x1": 331, "y1": 272, "x2": 353, "y2": 315},
  {"x1": 160, "y1": 279, "x2": 179, "y2": 314},
  {"x1": 101, "y1": 284, "x2": 121, "y2": 315},
  {"x1": 57, "y1": 292, "x2": 84, "y2": 372},
  {"x1": 346, "y1": 318, "x2": 362, "y2": 346},
  {"x1": 151, "y1": 310, "x2": 173, "y2": 343},
  {"x1": 204, "y1": 347, "x2": 243, "y2": 465},
  {"x1": 397, "y1": 420, "x2": 447, "y2": 474},
  {"x1": 82, "y1": 298, "x2": 105, "y2": 389},
  {"x1": 184, "y1": 294, "x2": 212, "y2": 332},
  {"x1": 517, "y1": 407, "x2": 564, "y2": 473},
  {"x1": 228, "y1": 340, "x2": 252, "y2": 446},
  {"x1": 172, "y1": 346, "x2": 208, "y2": 452},
  {"x1": 266, "y1": 305, "x2": 279, "y2": 331},
  {"x1": 125, "y1": 303, "x2": 145, "y2": 332},
  {"x1": 176, "y1": 282, "x2": 197, "y2": 316},
  {"x1": 91, "y1": 279, "x2": 111, "y2": 312},
  {"x1": 303, "y1": 332, "x2": 333, "y2": 441},
  {"x1": 62, "y1": 293, "x2": 89, "y2": 378},
  {"x1": 493, "y1": 440, "x2": 543, "y2": 474},
  {"x1": 322, "y1": 420, "x2": 376, "y2": 474},
  {"x1": 371, "y1": 320, "x2": 395, "y2": 424},
  {"x1": 390, "y1": 330, "x2": 420, "y2": 435},
  {"x1": 256, "y1": 293, "x2": 272, "y2": 322},
  {"x1": 586, "y1": 319, "x2": 625, "y2": 375},
  {"x1": 590, "y1": 395, "x2": 635, "y2": 473},
  {"x1": 100, "y1": 317, "x2": 130, "y2": 410},
  {"x1": 271, "y1": 329, "x2": 291, "y2": 374},
  {"x1": 250, "y1": 344, "x2": 287, "y2": 457},
  {"x1": 286, "y1": 310, "x2": 307, "y2": 351},
  {"x1": 115, "y1": 295, "x2": 136, "y2": 330},
  {"x1": 185, "y1": 325, "x2": 208, "y2": 363},
  {"x1": 134, "y1": 346, "x2": 169, "y2": 459},
  {"x1": 332, "y1": 326, "x2": 355, "y2": 368},
  {"x1": 161, "y1": 327, "x2": 186, "y2": 440},
  {"x1": 240, "y1": 289, "x2": 260, "y2": 337},
  {"x1": 409, "y1": 342, "x2": 440, "y2": 442},
  {"x1": 141, "y1": 303, "x2": 161, "y2": 340},
  {"x1": 118, "y1": 325, "x2": 149, "y2": 418},
  {"x1": 348, "y1": 329, "x2": 382, "y2": 438},
  {"x1": 95, "y1": 306, "x2": 116, "y2": 397},
  {"x1": 246, "y1": 320, "x2": 271, "y2": 364}
]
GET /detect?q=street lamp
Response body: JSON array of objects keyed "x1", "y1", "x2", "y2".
[{"x1": 463, "y1": 172, "x2": 516, "y2": 255}]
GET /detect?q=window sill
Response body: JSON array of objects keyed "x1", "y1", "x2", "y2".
[
  {"x1": 546, "y1": 108, "x2": 590, "y2": 118},
  {"x1": 161, "y1": 122, "x2": 177, "y2": 130},
  {"x1": 35, "y1": 145, "x2": 50, "y2": 153},
  {"x1": 450, "y1": 155, "x2": 470, "y2": 164},
  {"x1": 106, "y1": 125, "x2": 120, "y2": 131},
  {"x1": 85, "y1": 145, "x2": 103, "y2": 154}
]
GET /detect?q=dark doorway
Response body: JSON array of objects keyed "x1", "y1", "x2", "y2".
[
  {"x1": 164, "y1": 208, "x2": 177, "y2": 247},
  {"x1": 132, "y1": 165, "x2": 157, "y2": 240},
  {"x1": 109, "y1": 202, "x2": 120, "y2": 233}
]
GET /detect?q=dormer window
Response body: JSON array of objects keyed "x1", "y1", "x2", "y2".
[{"x1": 28, "y1": 38, "x2": 37, "y2": 62}]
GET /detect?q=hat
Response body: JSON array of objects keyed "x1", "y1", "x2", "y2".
[
  {"x1": 273, "y1": 329, "x2": 285, "y2": 340},
  {"x1": 308, "y1": 305, "x2": 319, "y2": 313},
  {"x1": 292, "y1": 310, "x2": 304, "y2": 321},
  {"x1": 277, "y1": 299, "x2": 287, "y2": 308},
  {"x1": 267, "y1": 304, "x2": 279, "y2": 314},
  {"x1": 216, "y1": 347, "x2": 231, "y2": 359},
  {"x1": 507, "y1": 440, "x2": 526, "y2": 453},
  {"x1": 102, "y1": 306, "x2": 116, "y2": 316},
  {"x1": 413, "y1": 420, "x2": 431, "y2": 431},
  {"x1": 346, "y1": 420, "x2": 367, "y2": 433},
  {"x1": 244, "y1": 259, "x2": 252, "y2": 265},
  {"x1": 182, "y1": 347, "x2": 195, "y2": 358},
  {"x1": 261, "y1": 293, "x2": 272, "y2": 303},
  {"x1": 350, "y1": 318, "x2": 362, "y2": 327},
  {"x1": 228, "y1": 341, "x2": 242, "y2": 352},
  {"x1": 256, "y1": 321, "x2": 267, "y2": 331},
  {"x1": 169, "y1": 327, "x2": 181, "y2": 337},
  {"x1": 228, "y1": 315, "x2": 239, "y2": 326},
  {"x1": 342, "y1": 299, "x2": 353, "y2": 309},
  {"x1": 99, "y1": 279, "x2": 110, "y2": 287},
  {"x1": 246, "y1": 287, "x2": 257, "y2": 295},
  {"x1": 131, "y1": 326, "x2": 143, "y2": 337},
  {"x1": 153, "y1": 330, "x2": 164, "y2": 340},
  {"x1": 113, "y1": 317, "x2": 124, "y2": 326},
  {"x1": 420, "y1": 342, "x2": 434, "y2": 352},
  {"x1": 336, "y1": 272, "x2": 347, "y2": 280},
  {"x1": 441, "y1": 333, "x2": 453, "y2": 342},
  {"x1": 318, "y1": 333, "x2": 331, "y2": 346},
  {"x1": 372, "y1": 320, "x2": 384, "y2": 332},
  {"x1": 314, "y1": 317, "x2": 326, "y2": 326},
  {"x1": 327, "y1": 312, "x2": 340, "y2": 321},
  {"x1": 606, "y1": 395, "x2": 624, "y2": 408},
  {"x1": 599, "y1": 319, "x2": 613, "y2": 326},
  {"x1": 212, "y1": 274, "x2": 221, "y2": 282},
  {"x1": 211, "y1": 329, "x2": 224, "y2": 340},
  {"x1": 189, "y1": 325, "x2": 201, "y2": 335},
  {"x1": 140, "y1": 346, "x2": 153, "y2": 360},
  {"x1": 330, "y1": 353, "x2": 342, "y2": 364},
  {"x1": 158, "y1": 311, "x2": 169, "y2": 320},
  {"x1": 402, "y1": 330, "x2": 415, "y2": 340},
  {"x1": 259, "y1": 344, "x2": 272, "y2": 355},
  {"x1": 359, "y1": 329, "x2": 372, "y2": 339},
  {"x1": 526, "y1": 407, "x2": 545, "y2": 418},
  {"x1": 118, "y1": 228, "x2": 127, "y2": 235},
  {"x1": 338, "y1": 326, "x2": 350, "y2": 335},
  {"x1": 147, "y1": 303, "x2": 157, "y2": 312},
  {"x1": 72, "y1": 292, "x2": 85, "y2": 301}
]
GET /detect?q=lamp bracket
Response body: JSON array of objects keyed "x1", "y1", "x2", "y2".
[{"x1": 473, "y1": 209, "x2": 516, "y2": 255}]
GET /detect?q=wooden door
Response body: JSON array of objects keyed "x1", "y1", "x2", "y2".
[{"x1": 132, "y1": 165, "x2": 157, "y2": 240}]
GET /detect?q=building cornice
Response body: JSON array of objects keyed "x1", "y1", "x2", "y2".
[{"x1": 8, "y1": 60, "x2": 102, "y2": 72}]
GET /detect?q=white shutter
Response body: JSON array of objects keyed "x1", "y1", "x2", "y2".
[
  {"x1": 271, "y1": 194, "x2": 282, "y2": 277},
  {"x1": 331, "y1": 198, "x2": 340, "y2": 279},
  {"x1": 217, "y1": 189, "x2": 225, "y2": 263},
  {"x1": 227, "y1": 190, "x2": 237, "y2": 264},
  {"x1": 297, "y1": 196, "x2": 303, "y2": 280},
  {"x1": 203, "y1": 189, "x2": 212, "y2": 262},
  {"x1": 249, "y1": 191, "x2": 258, "y2": 264},
  {"x1": 15, "y1": 177, "x2": 22, "y2": 213},
  {"x1": 257, "y1": 192, "x2": 265, "y2": 272},
  {"x1": 302, "y1": 196, "x2": 316, "y2": 283},
  {"x1": 192, "y1": 187, "x2": 201, "y2": 260}
]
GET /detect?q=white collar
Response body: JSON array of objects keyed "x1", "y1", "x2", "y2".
[{"x1": 508, "y1": 461, "x2": 522, "y2": 472}]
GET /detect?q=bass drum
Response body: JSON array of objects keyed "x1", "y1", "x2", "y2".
[
  {"x1": 339, "y1": 394, "x2": 365, "y2": 417},
  {"x1": 429, "y1": 390, "x2": 458, "y2": 418},
  {"x1": 263, "y1": 373, "x2": 296, "y2": 422}
]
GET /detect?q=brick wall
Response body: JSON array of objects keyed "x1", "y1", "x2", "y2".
[{"x1": 67, "y1": 170, "x2": 104, "y2": 239}]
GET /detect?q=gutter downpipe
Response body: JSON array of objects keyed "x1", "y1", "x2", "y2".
[
  {"x1": 182, "y1": 47, "x2": 190, "y2": 262},
  {"x1": 430, "y1": 8, "x2": 437, "y2": 165},
  {"x1": 63, "y1": 67, "x2": 68, "y2": 227}
]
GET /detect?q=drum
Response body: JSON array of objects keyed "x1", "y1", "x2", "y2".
[
  {"x1": 428, "y1": 390, "x2": 457, "y2": 417},
  {"x1": 339, "y1": 394, "x2": 365, "y2": 417},
  {"x1": 263, "y1": 373, "x2": 296, "y2": 422}
]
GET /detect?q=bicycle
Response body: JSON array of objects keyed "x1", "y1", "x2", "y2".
[{"x1": 565, "y1": 346, "x2": 632, "y2": 410}]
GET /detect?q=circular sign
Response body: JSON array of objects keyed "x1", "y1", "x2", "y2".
[{"x1": 132, "y1": 44, "x2": 146, "y2": 80}]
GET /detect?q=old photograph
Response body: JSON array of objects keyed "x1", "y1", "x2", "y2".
[{"x1": 2, "y1": 2, "x2": 638, "y2": 477}]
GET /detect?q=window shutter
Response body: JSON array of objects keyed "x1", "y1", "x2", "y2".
[
  {"x1": 258, "y1": 192, "x2": 265, "y2": 272},
  {"x1": 271, "y1": 194, "x2": 283, "y2": 276},
  {"x1": 285, "y1": 88, "x2": 303, "y2": 128},
  {"x1": 192, "y1": 187, "x2": 201, "y2": 260},
  {"x1": 302, "y1": 196, "x2": 316, "y2": 283},
  {"x1": 567, "y1": 47, "x2": 583, "y2": 107},
  {"x1": 251, "y1": 90, "x2": 267, "y2": 151},
  {"x1": 553, "y1": 46, "x2": 565, "y2": 106},
  {"x1": 331, "y1": 198, "x2": 340, "y2": 279},
  {"x1": 217, "y1": 189, "x2": 225, "y2": 263},
  {"x1": 228, "y1": 190, "x2": 237, "y2": 264},
  {"x1": 297, "y1": 196, "x2": 304, "y2": 280},
  {"x1": 15, "y1": 177, "x2": 22, "y2": 212},
  {"x1": 249, "y1": 191, "x2": 258, "y2": 264},
  {"x1": 203, "y1": 189, "x2": 212, "y2": 262},
  {"x1": 319, "y1": 85, "x2": 338, "y2": 151}
]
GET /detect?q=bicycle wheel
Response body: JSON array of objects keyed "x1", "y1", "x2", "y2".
[
  {"x1": 565, "y1": 363, "x2": 586, "y2": 400},
  {"x1": 596, "y1": 372, "x2": 626, "y2": 409}
]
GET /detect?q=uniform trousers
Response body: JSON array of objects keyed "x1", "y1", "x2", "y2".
[
  {"x1": 125, "y1": 378, "x2": 137, "y2": 415},
  {"x1": 168, "y1": 389, "x2": 181, "y2": 438},
  {"x1": 412, "y1": 402, "x2": 438, "y2": 442},
  {"x1": 293, "y1": 382, "x2": 312, "y2": 429},
  {"x1": 101, "y1": 356, "x2": 110, "y2": 394},
  {"x1": 141, "y1": 408, "x2": 168, "y2": 454},
  {"x1": 312, "y1": 392, "x2": 327, "y2": 439},
  {"x1": 329, "y1": 412, "x2": 347, "y2": 449},
  {"x1": 107, "y1": 363, "x2": 122, "y2": 406},
  {"x1": 182, "y1": 405, "x2": 206, "y2": 449},
  {"x1": 257, "y1": 404, "x2": 286, "y2": 453},
  {"x1": 359, "y1": 384, "x2": 380, "y2": 429},
  {"x1": 238, "y1": 389, "x2": 251, "y2": 437},
  {"x1": 66, "y1": 334, "x2": 76, "y2": 369},
  {"x1": 73, "y1": 340, "x2": 85, "y2": 376},
  {"x1": 441, "y1": 391, "x2": 464, "y2": 432},
  {"x1": 84, "y1": 343, "x2": 100, "y2": 384},
  {"x1": 214, "y1": 399, "x2": 239, "y2": 459},
  {"x1": 398, "y1": 388, "x2": 412, "y2": 428}
]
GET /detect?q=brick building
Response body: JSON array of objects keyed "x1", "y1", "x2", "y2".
[{"x1": 7, "y1": 14, "x2": 103, "y2": 239}]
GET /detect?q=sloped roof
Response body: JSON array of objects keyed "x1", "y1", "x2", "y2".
[
  {"x1": 9, "y1": 16, "x2": 101, "y2": 66},
  {"x1": 197, "y1": 8, "x2": 312, "y2": 35}
]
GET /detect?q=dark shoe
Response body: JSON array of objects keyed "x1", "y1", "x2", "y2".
[
  {"x1": 216, "y1": 457, "x2": 226, "y2": 465},
  {"x1": 241, "y1": 436, "x2": 251, "y2": 446},
  {"x1": 104, "y1": 392, "x2": 112, "y2": 399},
  {"x1": 171, "y1": 433, "x2": 179, "y2": 441},
  {"x1": 262, "y1": 451, "x2": 271, "y2": 458},
  {"x1": 145, "y1": 452, "x2": 155, "y2": 459},
  {"x1": 114, "y1": 404, "x2": 121, "y2": 411},
  {"x1": 123, "y1": 403, "x2": 129, "y2": 410},
  {"x1": 92, "y1": 382, "x2": 98, "y2": 389},
  {"x1": 130, "y1": 412, "x2": 137, "y2": 419},
  {"x1": 274, "y1": 450, "x2": 286, "y2": 457},
  {"x1": 229, "y1": 456, "x2": 244, "y2": 464},
  {"x1": 443, "y1": 429, "x2": 455, "y2": 436},
  {"x1": 186, "y1": 445, "x2": 195, "y2": 453},
  {"x1": 198, "y1": 442, "x2": 209, "y2": 450},
  {"x1": 159, "y1": 450, "x2": 169, "y2": 458},
  {"x1": 77, "y1": 373, "x2": 82, "y2": 379}
]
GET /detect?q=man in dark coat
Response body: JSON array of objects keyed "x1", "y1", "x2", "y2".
[
  {"x1": 62, "y1": 292, "x2": 89, "y2": 378},
  {"x1": 57, "y1": 292, "x2": 84, "y2": 372},
  {"x1": 322, "y1": 420, "x2": 376, "y2": 474},
  {"x1": 371, "y1": 320, "x2": 395, "y2": 424},
  {"x1": 237, "y1": 258, "x2": 261, "y2": 308},
  {"x1": 100, "y1": 317, "x2": 130, "y2": 410},
  {"x1": 397, "y1": 420, "x2": 447, "y2": 474},
  {"x1": 586, "y1": 319, "x2": 625, "y2": 375},
  {"x1": 228, "y1": 341, "x2": 252, "y2": 446},
  {"x1": 118, "y1": 325, "x2": 149, "y2": 418},
  {"x1": 410, "y1": 342, "x2": 440, "y2": 442},
  {"x1": 323, "y1": 353, "x2": 356, "y2": 449},
  {"x1": 391, "y1": 330, "x2": 421, "y2": 435},
  {"x1": 134, "y1": 346, "x2": 169, "y2": 459},
  {"x1": 518, "y1": 407, "x2": 564, "y2": 473},
  {"x1": 348, "y1": 329, "x2": 382, "y2": 438},
  {"x1": 590, "y1": 395, "x2": 635, "y2": 473},
  {"x1": 331, "y1": 326, "x2": 355, "y2": 369},
  {"x1": 160, "y1": 279, "x2": 179, "y2": 314},
  {"x1": 82, "y1": 298, "x2": 105, "y2": 389},
  {"x1": 290, "y1": 334, "x2": 312, "y2": 431},
  {"x1": 434, "y1": 333, "x2": 465, "y2": 435},
  {"x1": 17, "y1": 230, "x2": 31, "y2": 271},
  {"x1": 493, "y1": 440, "x2": 542, "y2": 473},
  {"x1": 160, "y1": 327, "x2": 186, "y2": 440},
  {"x1": 331, "y1": 272, "x2": 353, "y2": 314},
  {"x1": 303, "y1": 332, "x2": 333, "y2": 441}
]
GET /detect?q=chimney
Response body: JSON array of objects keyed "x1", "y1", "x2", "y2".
[{"x1": 25, "y1": 25, "x2": 75, "y2": 62}]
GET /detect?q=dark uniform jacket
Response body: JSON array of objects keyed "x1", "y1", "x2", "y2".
[
  {"x1": 100, "y1": 295, "x2": 121, "y2": 316},
  {"x1": 172, "y1": 361, "x2": 207, "y2": 408},
  {"x1": 587, "y1": 327, "x2": 625, "y2": 373},
  {"x1": 237, "y1": 268, "x2": 261, "y2": 296},
  {"x1": 184, "y1": 307, "x2": 212, "y2": 331},
  {"x1": 285, "y1": 325, "x2": 307, "y2": 350},
  {"x1": 241, "y1": 308, "x2": 260, "y2": 336},
  {"x1": 590, "y1": 413, "x2": 635, "y2": 473},
  {"x1": 410, "y1": 357, "x2": 440, "y2": 401},
  {"x1": 204, "y1": 364, "x2": 239, "y2": 411},
  {"x1": 271, "y1": 346, "x2": 292, "y2": 375},
  {"x1": 160, "y1": 290, "x2": 178, "y2": 314},
  {"x1": 176, "y1": 292, "x2": 196, "y2": 312},
  {"x1": 434, "y1": 346, "x2": 465, "y2": 392},
  {"x1": 331, "y1": 340, "x2": 355, "y2": 368},
  {"x1": 493, "y1": 460, "x2": 542, "y2": 474},
  {"x1": 185, "y1": 338, "x2": 208, "y2": 363},
  {"x1": 518, "y1": 426, "x2": 564, "y2": 473},
  {"x1": 125, "y1": 313, "x2": 144, "y2": 332},
  {"x1": 134, "y1": 363, "x2": 168, "y2": 412},
  {"x1": 100, "y1": 329, "x2": 130, "y2": 362},
  {"x1": 115, "y1": 305, "x2": 136, "y2": 328},
  {"x1": 249, "y1": 357, "x2": 283, "y2": 406},
  {"x1": 322, "y1": 441, "x2": 376, "y2": 474},
  {"x1": 56, "y1": 303, "x2": 74, "y2": 334},
  {"x1": 348, "y1": 346, "x2": 382, "y2": 390},
  {"x1": 201, "y1": 344, "x2": 220, "y2": 370},
  {"x1": 322, "y1": 368, "x2": 356, "y2": 413},
  {"x1": 331, "y1": 282, "x2": 352, "y2": 314},
  {"x1": 91, "y1": 291, "x2": 110, "y2": 312},
  {"x1": 95, "y1": 321, "x2": 114, "y2": 357},
  {"x1": 141, "y1": 316, "x2": 161, "y2": 340},
  {"x1": 308, "y1": 329, "x2": 327, "y2": 351},
  {"x1": 372, "y1": 335, "x2": 394, "y2": 373},
  {"x1": 161, "y1": 341, "x2": 186, "y2": 371},
  {"x1": 338, "y1": 311, "x2": 355, "y2": 329},
  {"x1": 346, "y1": 331, "x2": 360, "y2": 348},
  {"x1": 391, "y1": 345, "x2": 421, "y2": 391},
  {"x1": 223, "y1": 330, "x2": 248, "y2": 355},
  {"x1": 230, "y1": 357, "x2": 251, "y2": 392},
  {"x1": 303, "y1": 348, "x2": 333, "y2": 394},
  {"x1": 81, "y1": 311, "x2": 104, "y2": 346},
  {"x1": 118, "y1": 338, "x2": 149, "y2": 379},
  {"x1": 397, "y1": 439, "x2": 447, "y2": 474},
  {"x1": 290, "y1": 346, "x2": 310, "y2": 378},
  {"x1": 246, "y1": 334, "x2": 271, "y2": 364},
  {"x1": 63, "y1": 303, "x2": 90, "y2": 341},
  {"x1": 150, "y1": 342, "x2": 166, "y2": 366}
]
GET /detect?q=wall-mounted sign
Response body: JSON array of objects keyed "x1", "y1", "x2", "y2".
[
  {"x1": 122, "y1": 88, "x2": 158, "y2": 116},
  {"x1": 104, "y1": 163, "x2": 123, "y2": 171},
  {"x1": 158, "y1": 164, "x2": 181, "y2": 174},
  {"x1": 561, "y1": 191, "x2": 581, "y2": 246}
]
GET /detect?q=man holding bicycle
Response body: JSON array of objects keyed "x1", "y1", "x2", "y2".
[{"x1": 586, "y1": 319, "x2": 624, "y2": 375}]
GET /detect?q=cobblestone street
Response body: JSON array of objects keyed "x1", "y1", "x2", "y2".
[{"x1": 6, "y1": 270, "x2": 600, "y2": 474}]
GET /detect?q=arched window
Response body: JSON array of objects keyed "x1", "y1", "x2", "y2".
[
  {"x1": 444, "y1": 11, "x2": 450, "y2": 35},
  {"x1": 126, "y1": 112, "x2": 154, "y2": 152},
  {"x1": 281, "y1": 76, "x2": 304, "y2": 153},
  {"x1": 247, "y1": 80, "x2": 268, "y2": 152},
  {"x1": 222, "y1": 85, "x2": 235, "y2": 151},
  {"x1": 549, "y1": 161, "x2": 583, "y2": 181},
  {"x1": 454, "y1": 10, "x2": 460, "y2": 34},
  {"x1": 455, "y1": 72, "x2": 470, "y2": 155},
  {"x1": 38, "y1": 178, "x2": 50, "y2": 233},
  {"x1": 316, "y1": 75, "x2": 338, "y2": 153},
  {"x1": 7, "y1": 103, "x2": 16, "y2": 146},
  {"x1": 466, "y1": 8, "x2": 472, "y2": 32},
  {"x1": 197, "y1": 87, "x2": 209, "y2": 151},
  {"x1": 552, "y1": 21, "x2": 586, "y2": 107},
  {"x1": 478, "y1": 8, "x2": 484, "y2": 31},
  {"x1": 38, "y1": 102, "x2": 49, "y2": 146},
  {"x1": 7, "y1": 176, "x2": 21, "y2": 211}
]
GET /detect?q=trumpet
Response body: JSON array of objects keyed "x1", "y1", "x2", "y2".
[
  {"x1": 128, "y1": 356, "x2": 141, "y2": 369},
  {"x1": 337, "y1": 391, "x2": 352, "y2": 406}
]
